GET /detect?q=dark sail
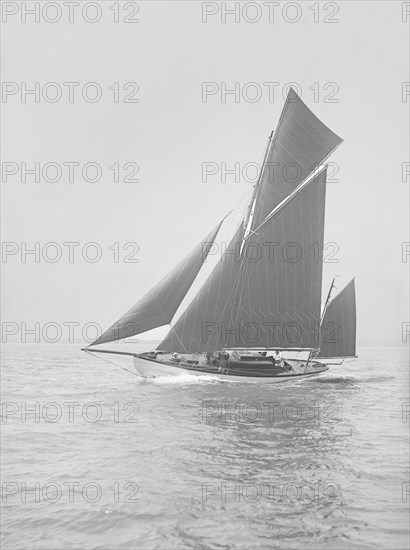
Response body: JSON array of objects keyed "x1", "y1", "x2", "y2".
[
  {"x1": 251, "y1": 87, "x2": 342, "y2": 231},
  {"x1": 89, "y1": 89, "x2": 354, "y2": 365},
  {"x1": 158, "y1": 224, "x2": 244, "y2": 353},
  {"x1": 317, "y1": 279, "x2": 356, "y2": 358},
  {"x1": 160, "y1": 167, "x2": 327, "y2": 353},
  {"x1": 90, "y1": 221, "x2": 223, "y2": 346}
]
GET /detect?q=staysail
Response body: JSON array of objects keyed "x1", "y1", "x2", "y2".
[
  {"x1": 90, "y1": 221, "x2": 223, "y2": 346},
  {"x1": 317, "y1": 279, "x2": 356, "y2": 358},
  {"x1": 158, "y1": 224, "x2": 245, "y2": 353},
  {"x1": 159, "y1": 167, "x2": 328, "y2": 353},
  {"x1": 250, "y1": 87, "x2": 342, "y2": 231}
]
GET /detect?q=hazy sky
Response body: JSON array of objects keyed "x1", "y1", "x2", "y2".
[{"x1": 2, "y1": 1, "x2": 409, "y2": 345}]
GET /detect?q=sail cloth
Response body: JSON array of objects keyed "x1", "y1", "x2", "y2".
[
  {"x1": 158, "y1": 224, "x2": 245, "y2": 353},
  {"x1": 251, "y1": 87, "x2": 342, "y2": 232},
  {"x1": 227, "y1": 167, "x2": 327, "y2": 350},
  {"x1": 90, "y1": 221, "x2": 223, "y2": 346},
  {"x1": 159, "y1": 167, "x2": 328, "y2": 353},
  {"x1": 317, "y1": 279, "x2": 356, "y2": 358}
]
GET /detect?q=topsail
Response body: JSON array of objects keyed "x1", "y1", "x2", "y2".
[{"x1": 250, "y1": 87, "x2": 342, "y2": 231}]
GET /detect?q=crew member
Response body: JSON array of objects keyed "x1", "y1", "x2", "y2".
[
  {"x1": 218, "y1": 351, "x2": 229, "y2": 374},
  {"x1": 273, "y1": 350, "x2": 283, "y2": 367}
]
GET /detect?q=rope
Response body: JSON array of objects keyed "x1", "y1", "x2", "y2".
[
  {"x1": 173, "y1": 330, "x2": 189, "y2": 354},
  {"x1": 84, "y1": 349, "x2": 143, "y2": 378}
]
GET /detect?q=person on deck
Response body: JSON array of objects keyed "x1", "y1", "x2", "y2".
[
  {"x1": 218, "y1": 351, "x2": 229, "y2": 374},
  {"x1": 273, "y1": 350, "x2": 283, "y2": 367}
]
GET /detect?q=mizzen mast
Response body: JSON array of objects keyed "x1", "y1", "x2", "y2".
[{"x1": 321, "y1": 275, "x2": 339, "y2": 322}]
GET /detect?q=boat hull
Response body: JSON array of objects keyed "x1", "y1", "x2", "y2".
[{"x1": 133, "y1": 356, "x2": 329, "y2": 383}]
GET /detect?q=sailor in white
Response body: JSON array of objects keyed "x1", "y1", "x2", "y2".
[{"x1": 273, "y1": 350, "x2": 283, "y2": 367}]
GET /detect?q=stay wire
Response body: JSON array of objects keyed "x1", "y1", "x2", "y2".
[{"x1": 84, "y1": 349, "x2": 143, "y2": 378}]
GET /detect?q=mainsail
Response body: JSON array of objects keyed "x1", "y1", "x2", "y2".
[
  {"x1": 317, "y1": 279, "x2": 356, "y2": 358},
  {"x1": 160, "y1": 167, "x2": 328, "y2": 353},
  {"x1": 250, "y1": 87, "x2": 342, "y2": 231},
  {"x1": 90, "y1": 221, "x2": 223, "y2": 346}
]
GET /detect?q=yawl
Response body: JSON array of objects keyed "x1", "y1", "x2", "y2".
[{"x1": 84, "y1": 88, "x2": 356, "y2": 383}]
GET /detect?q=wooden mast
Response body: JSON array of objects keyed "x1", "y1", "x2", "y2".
[
  {"x1": 321, "y1": 275, "x2": 339, "y2": 323},
  {"x1": 243, "y1": 130, "x2": 274, "y2": 233},
  {"x1": 310, "y1": 275, "x2": 339, "y2": 361}
]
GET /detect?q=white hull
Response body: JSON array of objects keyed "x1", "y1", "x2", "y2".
[{"x1": 133, "y1": 356, "x2": 329, "y2": 384}]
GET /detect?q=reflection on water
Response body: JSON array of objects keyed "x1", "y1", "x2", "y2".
[{"x1": 1, "y1": 344, "x2": 409, "y2": 549}]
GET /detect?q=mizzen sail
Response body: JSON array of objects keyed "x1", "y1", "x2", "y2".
[
  {"x1": 90, "y1": 221, "x2": 223, "y2": 346},
  {"x1": 317, "y1": 279, "x2": 356, "y2": 358},
  {"x1": 251, "y1": 87, "x2": 342, "y2": 231}
]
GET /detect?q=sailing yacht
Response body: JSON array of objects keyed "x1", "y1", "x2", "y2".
[{"x1": 84, "y1": 88, "x2": 356, "y2": 382}]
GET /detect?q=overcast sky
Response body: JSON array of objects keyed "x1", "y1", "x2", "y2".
[{"x1": 2, "y1": 1, "x2": 409, "y2": 345}]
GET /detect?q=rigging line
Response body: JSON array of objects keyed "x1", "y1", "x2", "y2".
[
  {"x1": 158, "y1": 141, "x2": 272, "y2": 350},
  {"x1": 221, "y1": 137, "x2": 271, "y2": 233},
  {"x1": 165, "y1": 219, "x2": 245, "y2": 339},
  {"x1": 84, "y1": 348, "x2": 143, "y2": 378},
  {"x1": 250, "y1": 165, "x2": 328, "y2": 245},
  {"x1": 218, "y1": 158, "x2": 269, "y2": 331},
  {"x1": 231, "y1": 244, "x2": 253, "y2": 327},
  {"x1": 172, "y1": 136, "x2": 268, "y2": 255},
  {"x1": 96, "y1": 214, "x2": 226, "y2": 345},
  {"x1": 206, "y1": 229, "x2": 253, "y2": 343},
  {"x1": 98, "y1": 138, "x2": 269, "y2": 342},
  {"x1": 250, "y1": 157, "x2": 334, "y2": 241},
  {"x1": 100, "y1": 169, "x2": 259, "y2": 340},
  {"x1": 209, "y1": 201, "x2": 268, "y2": 341},
  {"x1": 234, "y1": 183, "x2": 281, "y2": 331},
  {"x1": 173, "y1": 224, "x2": 246, "y2": 352},
  {"x1": 242, "y1": 132, "x2": 275, "y2": 244},
  {"x1": 173, "y1": 328, "x2": 189, "y2": 354},
  {"x1": 251, "y1": 108, "x2": 288, "y2": 229}
]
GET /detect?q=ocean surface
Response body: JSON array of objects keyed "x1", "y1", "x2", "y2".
[{"x1": 1, "y1": 343, "x2": 409, "y2": 550}]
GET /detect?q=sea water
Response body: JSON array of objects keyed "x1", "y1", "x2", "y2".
[{"x1": 1, "y1": 344, "x2": 409, "y2": 549}]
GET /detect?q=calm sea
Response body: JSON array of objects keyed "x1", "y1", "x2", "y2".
[{"x1": 1, "y1": 344, "x2": 409, "y2": 550}]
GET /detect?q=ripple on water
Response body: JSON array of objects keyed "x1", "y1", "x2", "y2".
[{"x1": 1, "y1": 344, "x2": 409, "y2": 549}]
